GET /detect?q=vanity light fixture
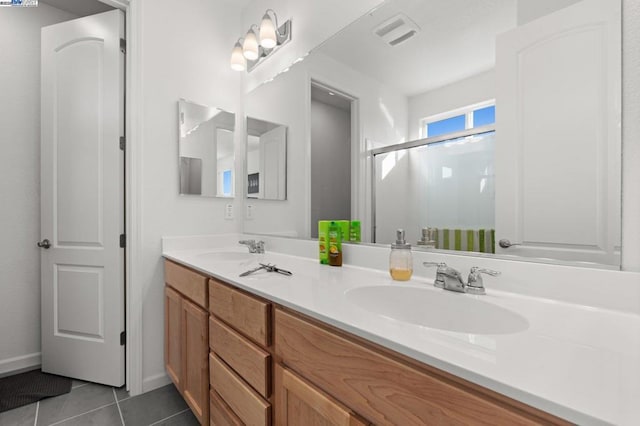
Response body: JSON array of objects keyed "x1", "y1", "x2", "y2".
[
  {"x1": 230, "y1": 9, "x2": 292, "y2": 73},
  {"x1": 230, "y1": 39, "x2": 246, "y2": 71},
  {"x1": 242, "y1": 25, "x2": 260, "y2": 60}
]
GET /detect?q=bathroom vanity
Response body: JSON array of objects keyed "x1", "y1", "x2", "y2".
[{"x1": 162, "y1": 235, "x2": 640, "y2": 426}]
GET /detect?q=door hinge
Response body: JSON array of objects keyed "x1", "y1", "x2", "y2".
[
  {"x1": 119, "y1": 234, "x2": 126, "y2": 248},
  {"x1": 120, "y1": 136, "x2": 125, "y2": 151},
  {"x1": 120, "y1": 38, "x2": 126, "y2": 54},
  {"x1": 120, "y1": 331, "x2": 126, "y2": 345}
]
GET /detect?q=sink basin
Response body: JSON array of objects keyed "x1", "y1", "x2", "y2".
[
  {"x1": 195, "y1": 251, "x2": 260, "y2": 263},
  {"x1": 345, "y1": 285, "x2": 528, "y2": 335}
]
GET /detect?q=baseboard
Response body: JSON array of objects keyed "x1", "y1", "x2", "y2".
[
  {"x1": 142, "y1": 372, "x2": 171, "y2": 393},
  {"x1": 0, "y1": 352, "x2": 41, "y2": 378}
]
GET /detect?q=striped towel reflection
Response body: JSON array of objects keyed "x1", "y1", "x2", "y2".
[{"x1": 435, "y1": 229, "x2": 495, "y2": 253}]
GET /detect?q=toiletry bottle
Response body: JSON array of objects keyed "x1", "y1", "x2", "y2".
[
  {"x1": 337, "y1": 220, "x2": 350, "y2": 245},
  {"x1": 390, "y1": 229, "x2": 412, "y2": 281},
  {"x1": 318, "y1": 221, "x2": 330, "y2": 264},
  {"x1": 349, "y1": 220, "x2": 361, "y2": 242},
  {"x1": 328, "y1": 221, "x2": 343, "y2": 267}
]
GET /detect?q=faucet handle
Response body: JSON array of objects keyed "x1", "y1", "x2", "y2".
[
  {"x1": 467, "y1": 267, "x2": 501, "y2": 295},
  {"x1": 423, "y1": 262, "x2": 447, "y2": 288},
  {"x1": 470, "y1": 267, "x2": 500, "y2": 276},
  {"x1": 423, "y1": 261, "x2": 446, "y2": 269}
]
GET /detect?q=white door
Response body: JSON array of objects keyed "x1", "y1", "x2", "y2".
[
  {"x1": 260, "y1": 126, "x2": 287, "y2": 199},
  {"x1": 40, "y1": 10, "x2": 125, "y2": 386},
  {"x1": 495, "y1": 0, "x2": 621, "y2": 265}
]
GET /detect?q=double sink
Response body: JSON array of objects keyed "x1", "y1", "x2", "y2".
[{"x1": 196, "y1": 250, "x2": 528, "y2": 335}]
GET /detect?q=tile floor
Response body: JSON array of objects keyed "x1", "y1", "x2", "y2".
[{"x1": 0, "y1": 380, "x2": 198, "y2": 426}]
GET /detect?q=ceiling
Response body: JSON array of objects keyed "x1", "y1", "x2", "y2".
[
  {"x1": 41, "y1": 0, "x2": 114, "y2": 16},
  {"x1": 247, "y1": 117, "x2": 280, "y2": 137},
  {"x1": 311, "y1": 85, "x2": 351, "y2": 111},
  {"x1": 317, "y1": 0, "x2": 518, "y2": 97}
]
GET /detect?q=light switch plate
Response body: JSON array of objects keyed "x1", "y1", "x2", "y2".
[
  {"x1": 224, "y1": 204, "x2": 234, "y2": 220},
  {"x1": 246, "y1": 204, "x2": 254, "y2": 220}
]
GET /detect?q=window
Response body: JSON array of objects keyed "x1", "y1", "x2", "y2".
[
  {"x1": 222, "y1": 169, "x2": 232, "y2": 197},
  {"x1": 421, "y1": 102, "x2": 495, "y2": 138}
]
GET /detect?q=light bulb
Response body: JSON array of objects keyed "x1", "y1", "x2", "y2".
[
  {"x1": 230, "y1": 41, "x2": 245, "y2": 71},
  {"x1": 243, "y1": 28, "x2": 260, "y2": 61},
  {"x1": 259, "y1": 12, "x2": 277, "y2": 49}
]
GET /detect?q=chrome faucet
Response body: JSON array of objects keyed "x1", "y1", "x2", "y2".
[
  {"x1": 238, "y1": 239, "x2": 265, "y2": 254},
  {"x1": 423, "y1": 262, "x2": 500, "y2": 295}
]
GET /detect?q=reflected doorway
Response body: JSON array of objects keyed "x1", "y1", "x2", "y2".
[{"x1": 310, "y1": 82, "x2": 356, "y2": 238}]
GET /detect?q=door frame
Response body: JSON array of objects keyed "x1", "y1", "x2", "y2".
[
  {"x1": 306, "y1": 76, "x2": 361, "y2": 239},
  {"x1": 96, "y1": 0, "x2": 143, "y2": 396}
]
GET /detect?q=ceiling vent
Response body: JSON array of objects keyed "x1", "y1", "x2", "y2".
[{"x1": 373, "y1": 13, "x2": 420, "y2": 47}]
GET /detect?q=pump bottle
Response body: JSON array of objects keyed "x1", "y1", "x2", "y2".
[{"x1": 390, "y1": 229, "x2": 413, "y2": 281}]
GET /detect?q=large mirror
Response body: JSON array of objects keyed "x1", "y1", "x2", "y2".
[
  {"x1": 243, "y1": 0, "x2": 621, "y2": 268},
  {"x1": 246, "y1": 117, "x2": 287, "y2": 201},
  {"x1": 178, "y1": 99, "x2": 235, "y2": 198}
]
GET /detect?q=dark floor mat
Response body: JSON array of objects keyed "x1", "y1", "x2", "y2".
[{"x1": 0, "y1": 369, "x2": 72, "y2": 412}]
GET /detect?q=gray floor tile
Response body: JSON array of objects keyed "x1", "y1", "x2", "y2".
[
  {"x1": 0, "y1": 402, "x2": 37, "y2": 426},
  {"x1": 71, "y1": 380, "x2": 89, "y2": 389},
  {"x1": 119, "y1": 385, "x2": 186, "y2": 426},
  {"x1": 114, "y1": 386, "x2": 129, "y2": 401},
  {"x1": 36, "y1": 383, "x2": 116, "y2": 426},
  {"x1": 152, "y1": 409, "x2": 198, "y2": 426},
  {"x1": 55, "y1": 404, "x2": 121, "y2": 426}
]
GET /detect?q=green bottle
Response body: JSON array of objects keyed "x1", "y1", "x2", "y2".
[
  {"x1": 328, "y1": 221, "x2": 342, "y2": 267},
  {"x1": 349, "y1": 220, "x2": 361, "y2": 242},
  {"x1": 318, "y1": 221, "x2": 330, "y2": 264}
]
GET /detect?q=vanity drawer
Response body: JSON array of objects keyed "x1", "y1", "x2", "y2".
[
  {"x1": 164, "y1": 260, "x2": 208, "y2": 309},
  {"x1": 210, "y1": 316, "x2": 271, "y2": 398},
  {"x1": 209, "y1": 279, "x2": 271, "y2": 347},
  {"x1": 275, "y1": 309, "x2": 567, "y2": 426},
  {"x1": 210, "y1": 390, "x2": 243, "y2": 426},
  {"x1": 210, "y1": 354, "x2": 271, "y2": 426}
]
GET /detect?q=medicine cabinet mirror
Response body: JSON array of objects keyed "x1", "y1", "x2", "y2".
[
  {"x1": 178, "y1": 99, "x2": 235, "y2": 198},
  {"x1": 246, "y1": 117, "x2": 287, "y2": 201},
  {"x1": 242, "y1": 0, "x2": 622, "y2": 268}
]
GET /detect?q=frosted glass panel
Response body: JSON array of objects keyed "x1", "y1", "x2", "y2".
[{"x1": 375, "y1": 132, "x2": 495, "y2": 250}]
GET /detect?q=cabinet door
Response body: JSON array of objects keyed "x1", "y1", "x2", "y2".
[
  {"x1": 182, "y1": 298, "x2": 209, "y2": 425},
  {"x1": 164, "y1": 286, "x2": 182, "y2": 391},
  {"x1": 275, "y1": 364, "x2": 367, "y2": 426}
]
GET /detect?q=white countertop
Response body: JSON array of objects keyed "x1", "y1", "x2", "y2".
[{"x1": 163, "y1": 238, "x2": 640, "y2": 425}]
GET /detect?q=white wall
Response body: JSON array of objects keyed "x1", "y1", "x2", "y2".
[
  {"x1": 243, "y1": 52, "x2": 409, "y2": 241},
  {"x1": 407, "y1": 70, "x2": 495, "y2": 141},
  {"x1": 517, "y1": 0, "x2": 582, "y2": 25},
  {"x1": 0, "y1": 4, "x2": 78, "y2": 375},
  {"x1": 621, "y1": 0, "x2": 640, "y2": 271},
  {"x1": 241, "y1": 0, "x2": 383, "y2": 93},
  {"x1": 138, "y1": 0, "x2": 243, "y2": 391}
]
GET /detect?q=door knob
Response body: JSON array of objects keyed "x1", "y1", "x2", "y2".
[
  {"x1": 498, "y1": 239, "x2": 520, "y2": 249},
  {"x1": 37, "y1": 239, "x2": 51, "y2": 249}
]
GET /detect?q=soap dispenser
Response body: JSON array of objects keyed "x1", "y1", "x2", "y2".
[{"x1": 390, "y1": 229, "x2": 413, "y2": 281}]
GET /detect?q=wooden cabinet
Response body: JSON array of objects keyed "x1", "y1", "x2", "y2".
[
  {"x1": 182, "y1": 299, "x2": 209, "y2": 424},
  {"x1": 210, "y1": 354, "x2": 271, "y2": 426},
  {"x1": 275, "y1": 308, "x2": 569, "y2": 426},
  {"x1": 209, "y1": 316, "x2": 271, "y2": 398},
  {"x1": 164, "y1": 261, "x2": 209, "y2": 425},
  {"x1": 208, "y1": 278, "x2": 273, "y2": 424},
  {"x1": 164, "y1": 259, "x2": 569, "y2": 426},
  {"x1": 209, "y1": 278, "x2": 271, "y2": 347},
  {"x1": 210, "y1": 390, "x2": 243, "y2": 426},
  {"x1": 164, "y1": 286, "x2": 182, "y2": 391},
  {"x1": 275, "y1": 364, "x2": 367, "y2": 426}
]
